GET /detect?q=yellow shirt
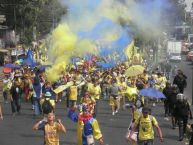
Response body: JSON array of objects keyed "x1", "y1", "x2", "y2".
[
  {"x1": 135, "y1": 115, "x2": 158, "y2": 141},
  {"x1": 89, "y1": 85, "x2": 101, "y2": 100},
  {"x1": 3, "y1": 79, "x2": 10, "y2": 91},
  {"x1": 118, "y1": 82, "x2": 127, "y2": 94},
  {"x1": 161, "y1": 76, "x2": 167, "y2": 87},
  {"x1": 115, "y1": 76, "x2": 120, "y2": 84},
  {"x1": 156, "y1": 77, "x2": 163, "y2": 85},
  {"x1": 87, "y1": 82, "x2": 93, "y2": 92},
  {"x1": 143, "y1": 74, "x2": 149, "y2": 82},
  {"x1": 44, "y1": 122, "x2": 61, "y2": 145},
  {"x1": 69, "y1": 85, "x2": 78, "y2": 101}
]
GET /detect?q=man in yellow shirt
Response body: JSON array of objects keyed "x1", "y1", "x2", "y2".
[
  {"x1": 68, "y1": 80, "x2": 78, "y2": 108},
  {"x1": 118, "y1": 77, "x2": 127, "y2": 110},
  {"x1": 33, "y1": 112, "x2": 66, "y2": 145},
  {"x1": 89, "y1": 80, "x2": 101, "y2": 117},
  {"x1": 129, "y1": 107, "x2": 163, "y2": 145}
]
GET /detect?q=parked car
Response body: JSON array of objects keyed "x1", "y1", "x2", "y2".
[{"x1": 169, "y1": 53, "x2": 181, "y2": 62}]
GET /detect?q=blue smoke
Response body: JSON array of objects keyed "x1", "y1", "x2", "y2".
[
  {"x1": 64, "y1": 0, "x2": 169, "y2": 69},
  {"x1": 78, "y1": 17, "x2": 132, "y2": 68}
]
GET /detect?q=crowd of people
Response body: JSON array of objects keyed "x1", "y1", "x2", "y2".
[{"x1": 0, "y1": 58, "x2": 192, "y2": 145}]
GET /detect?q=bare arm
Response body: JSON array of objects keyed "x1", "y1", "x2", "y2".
[
  {"x1": 57, "y1": 119, "x2": 66, "y2": 133},
  {"x1": 128, "y1": 123, "x2": 137, "y2": 140},
  {"x1": 0, "y1": 105, "x2": 3, "y2": 120},
  {"x1": 155, "y1": 125, "x2": 163, "y2": 142},
  {"x1": 33, "y1": 120, "x2": 43, "y2": 130}
]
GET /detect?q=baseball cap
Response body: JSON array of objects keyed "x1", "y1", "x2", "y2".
[{"x1": 45, "y1": 92, "x2": 52, "y2": 97}]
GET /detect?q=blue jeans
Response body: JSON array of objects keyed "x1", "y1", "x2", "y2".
[
  {"x1": 33, "y1": 97, "x2": 42, "y2": 115},
  {"x1": 3, "y1": 91, "x2": 8, "y2": 102},
  {"x1": 93, "y1": 100, "x2": 99, "y2": 118},
  {"x1": 11, "y1": 98, "x2": 21, "y2": 113},
  {"x1": 138, "y1": 139, "x2": 154, "y2": 145}
]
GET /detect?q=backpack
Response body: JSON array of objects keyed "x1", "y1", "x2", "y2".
[
  {"x1": 137, "y1": 115, "x2": 154, "y2": 133},
  {"x1": 176, "y1": 101, "x2": 190, "y2": 117},
  {"x1": 42, "y1": 99, "x2": 53, "y2": 114}
]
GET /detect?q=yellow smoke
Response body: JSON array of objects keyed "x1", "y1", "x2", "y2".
[
  {"x1": 46, "y1": 24, "x2": 99, "y2": 82},
  {"x1": 50, "y1": 24, "x2": 77, "y2": 56},
  {"x1": 46, "y1": 24, "x2": 77, "y2": 82},
  {"x1": 75, "y1": 39, "x2": 98, "y2": 57}
]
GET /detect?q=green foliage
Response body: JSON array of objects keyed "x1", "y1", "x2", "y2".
[{"x1": 1, "y1": 0, "x2": 66, "y2": 45}]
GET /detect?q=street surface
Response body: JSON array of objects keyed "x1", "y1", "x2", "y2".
[{"x1": 0, "y1": 56, "x2": 192, "y2": 145}]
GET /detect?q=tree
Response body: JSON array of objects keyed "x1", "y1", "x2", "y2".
[
  {"x1": 16, "y1": 0, "x2": 66, "y2": 45},
  {"x1": 0, "y1": 0, "x2": 66, "y2": 45}
]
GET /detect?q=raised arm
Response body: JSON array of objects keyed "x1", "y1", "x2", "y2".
[
  {"x1": 33, "y1": 120, "x2": 45, "y2": 130},
  {"x1": 57, "y1": 119, "x2": 66, "y2": 133}
]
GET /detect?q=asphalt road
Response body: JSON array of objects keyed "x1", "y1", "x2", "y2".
[
  {"x1": 170, "y1": 55, "x2": 192, "y2": 104},
  {"x1": 0, "y1": 57, "x2": 192, "y2": 145}
]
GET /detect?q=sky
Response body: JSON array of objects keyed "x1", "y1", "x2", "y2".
[{"x1": 185, "y1": 0, "x2": 193, "y2": 11}]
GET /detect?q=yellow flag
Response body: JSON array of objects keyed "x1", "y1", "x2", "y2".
[
  {"x1": 125, "y1": 40, "x2": 134, "y2": 60},
  {"x1": 53, "y1": 81, "x2": 73, "y2": 94}
]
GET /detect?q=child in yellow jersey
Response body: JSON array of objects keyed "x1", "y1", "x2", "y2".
[
  {"x1": 129, "y1": 107, "x2": 163, "y2": 145},
  {"x1": 33, "y1": 113, "x2": 66, "y2": 145}
]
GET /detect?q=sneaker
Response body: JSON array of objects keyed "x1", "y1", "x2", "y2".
[
  {"x1": 178, "y1": 138, "x2": 183, "y2": 141},
  {"x1": 112, "y1": 112, "x2": 115, "y2": 116},
  {"x1": 164, "y1": 117, "x2": 169, "y2": 121},
  {"x1": 115, "y1": 110, "x2": 118, "y2": 113}
]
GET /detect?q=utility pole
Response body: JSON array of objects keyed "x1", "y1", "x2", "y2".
[
  {"x1": 190, "y1": 3, "x2": 193, "y2": 105},
  {"x1": 14, "y1": 0, "x2": 16, "y2": 33}
]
